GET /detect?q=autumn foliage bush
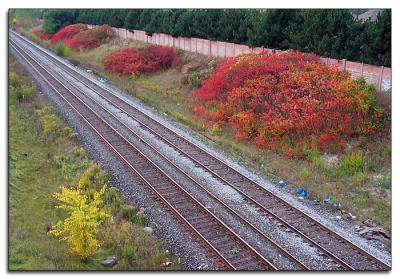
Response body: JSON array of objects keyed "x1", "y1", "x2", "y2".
[
  {"x1": 193, "y1": 51, "x2": 383, "y2": 157},
  {"x1": 102, "y1": 45, "x2": 177, "y2": 75},
  {"x1": 51, "y1": 24, "x2": 87, "y2": 45},
  {"x1": 32, "y1": 29, "x2": 52, "y2": 40},
  {"x1": 50, "y1": 24, "x2": 114, "y2": 50}
]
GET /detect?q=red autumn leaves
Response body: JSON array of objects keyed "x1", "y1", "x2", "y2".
[
  {"x1": 193, "y1": 51, "x2": 382, "y2": 157},
  {"x1": 50, "y1": 24, "x2": 114, "y2": 50},
  {"x1": 101, "y1": 45, "x2": 177, "y2": 75},
  {"x1": 32, "y1": 29, "x2": 52, "y2": 40}
]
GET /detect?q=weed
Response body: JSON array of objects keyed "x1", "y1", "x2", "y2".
[
  {"x1": 377, "y1": 173, "x2": 391, "y2": 189},
  {"x1": 140, "y1": 78, "x2": 159, "y2": 92},
  {"x1": 210, "y1": 124, "x2": 223, "y2": 136},
  {"x1": 339, "y1": 152, "x2": 364, "y2": 176},
  {"x1": 298, "y1": 168, "x2": 312, "y2": 179},
  {"x1": 9, "y1": 72, "x2": 21, "y2": 88},
  {"x1": 60, "y1": 127, "x2": 77, "y2": 140},
  {"x1": 228, "y1": 247, "x2": 240, "y2": 255},
  {"x1": 55, "y1": 42, "x2": 67, "y2": 57},
  {"x1": 122, "y1": 246, "x2": 136, "y2": 263},
  {"x1": 35, "y1": 107, "x2": 59, "y2": 135},
  {"x1": 172, "y1": 112, "x2": 205, "y2": 131},
  {"x1": 21, "y1": 85, "x2": 36, "y2": 101},
  {"x1": 119, "y1": 204, "x2": 136, "y2": 222},
  {"x1": 72, "y1": 147, "x2": 87, "y2": 158},
  {"x1": 134, "y1": 91, "x2": 150, "y2": 103},
  {"x1": 103, "y1": 187, "x2": 121, "y2": 209},
  {"x1": 187, "y1": 72, "x2": 202, "y2": 88},
  {"x1": 95, "y1": 53, "x2": 102, "y2": 62},
  {"x1": 353, "y1": 171, "x2": 369, "y2": 185}
]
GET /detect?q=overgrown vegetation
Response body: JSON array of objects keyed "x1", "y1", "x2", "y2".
[
  {"x1": 9, "y1": 56, "x2": 178, "y2": 270},
  {"x1": 13, "y1": 8, "x2": 391, "y2": 66},
  {"x1": 194, "y1": 51, "x2": 383, "y2": 157},
  {"x1": 102, "y1": 45, "x2": 177, "y2": 75},
  {"x1": 50, "y1": 24, "x2": 114, "y2": 50},
  {"x1": 48, "y1": 182, "x2": 110, "y2": 260}
]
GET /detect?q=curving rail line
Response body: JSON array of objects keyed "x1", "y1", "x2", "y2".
[{"x1": 10, "y1": 37, "x2": 287, "y2": 271}]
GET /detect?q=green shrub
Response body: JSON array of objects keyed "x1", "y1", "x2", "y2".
[
  {"x1": 35, "y1": 107, "x2": 59, "y2": 135},
  {"x1": 103, "y1": 187, "x2": 121, "y2": 209},
  {"x1": 55, "y1": 42, "x2": 65, "y2": 56},
  {"x1": 55, "y1": 42, "x2": 71, "y2": 57},
  {"x1": 72, "y1": 147, "x2": 87, "y2": 158},
  {"x1": 61, "y1": 126, "x2": 73, "y2": 137},
  {"x1": 298, "y1": 168, "x2": 312, "y2": 178},
  {"x1": 122, "y1": 245, "x2": 136, "y2": 263},
  {"x1": 133, "y1": 209, "x2": 146, "y2": 227},
  {"x1": 339, "y1": 152, "x2": 364, "y2": 176},
  {"x1": 21, "y1": 85, "x2": 36, "y2": 101},
  {"x1": 119, "y1": 204, "x2": 136, "y2": 222},
  {"x1": 187, "y1": 73, "x2": 202, "y2": 88},
  {"x1": 210, "y1": 124, "x2": 223, "y2": 136},
  {"x1": 9, "y1": 72, "x2": 21, "y2": 88}
]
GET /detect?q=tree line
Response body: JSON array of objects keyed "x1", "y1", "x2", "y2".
[{"x1": 16, "y1": 9, "x2": 391, "y2": 66}]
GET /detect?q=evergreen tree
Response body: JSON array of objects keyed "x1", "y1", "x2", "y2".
[
  {"x1": 124, "y1": 9, "x2": 142, "y2": 30},
  {"x1": 42, "y1": 9, "x2": 78, "y2": 34},
  {"x1": 217, "y1": 9, "x2": 247, "y2": 43}
]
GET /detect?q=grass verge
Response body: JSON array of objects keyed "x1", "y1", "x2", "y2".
[{"x1": 9, "y1": 55, "x2": 178, "y2": 270}]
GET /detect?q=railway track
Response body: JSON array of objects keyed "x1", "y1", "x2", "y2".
[
  {"x1": 10, "y1": 36, "x2": 300, "y2": 271},
  {"x1": 9, "y1": 31, "x2": 391, "y2": 271}
]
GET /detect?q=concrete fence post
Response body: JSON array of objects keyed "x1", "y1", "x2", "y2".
[
  {"x1": 224, "y1": 43, "x2": 227, "y2": 58},
  {"x1": 379, "y1": 66, "x2": 384, "y2": 91},
  {"x1": 361, "y1": 62, "x2": 364, "y2": 76}
]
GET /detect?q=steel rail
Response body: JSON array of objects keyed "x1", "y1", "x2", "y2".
[{"x1": 10, "y1": 40, "x2": 278, "y2": 271}]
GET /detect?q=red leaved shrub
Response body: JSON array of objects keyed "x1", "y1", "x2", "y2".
[
  {"x1": 50, "y1": 24, "x2": 113, "y2": 50},
  {"x1": 101, "y1": 48, "x2": 141, "y2": 75},
  {"x1": 32, "y1": 29, "x2": 52, "y2": 40},
  {"x1": 51, "y1": 24, "x2": 87, "y2": 45},
  {"x1": 193, "y1": 51, "x2": 383, "y2": 157},
  {"x1": 139, "y1": 45, "x2": 176, "y2": 72},
  {"x1": 79, "y1": 25, "x2": 115, "y2": 42},
  {"x1": 102, "y1": 45, "x2": 177, "y2": 75},
  {"x1": 64, "y1": 36, "x2": 100, "y2": 50}
]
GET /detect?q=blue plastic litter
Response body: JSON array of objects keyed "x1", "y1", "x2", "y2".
[
  {"x1": 332, "y1": 203, "x2": 338, "y2": 209},
  {"x1": 300, "y1": 190, "x2": 308, "y2": 197},
  {"x1": 96, "y1": 77, "x2": 107, "y2": 83},
  {"x1": 296, "y1": 188, "x2": 304, "y2": 194},
  {"x1": 323, "y1": 198, "x2": 331, "y2": 203},
  {"x1": 278, "y1": 181, "x2": 285, "y2": 187}
]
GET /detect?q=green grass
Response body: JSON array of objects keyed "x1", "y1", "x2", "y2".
[{"x1": 9, "y1": 56, "x2": 178, "y2": 270}]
